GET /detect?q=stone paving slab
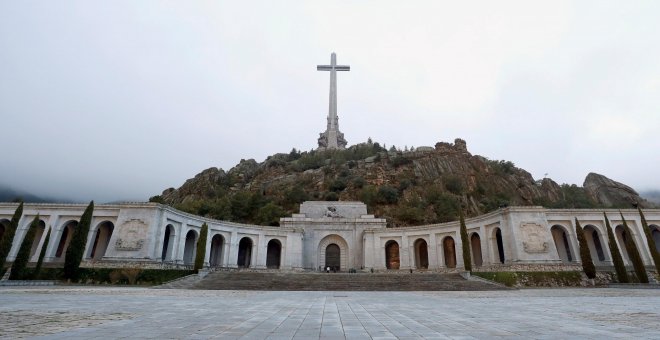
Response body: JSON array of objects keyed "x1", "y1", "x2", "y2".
[{"x1": 0, "y1": 287, "x2": 659, "y2": 339}]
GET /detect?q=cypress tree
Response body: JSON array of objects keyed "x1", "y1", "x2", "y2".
[
  {"x1": 33, "y1": 227, "x2": 51, "y2": 279},
  {"x1": 0, "y1": 202, "x2": 23, "y2": 272},
  {"x1": 194, "y1": 223, "x2": 208, "y2": 271},
  {"x1": 620, "y1": 212, "x2": 648, "y2": 283},
  {"x1": 10, "y1": 215, "x2": 40, "y2": 280},
  {"x1": 638, "y1": 208, "x2": 660, "y2": 275},
  {"x1": 459, "y1": 210, "x2": 471, "y2": 271},
  {"x1": 605, "y1": 213, "x2": 629, "y2": 283},
  {"x1": 64, "y1": 201, "x2": 94, "y2": 281},
  {"x1": 574, "y1": 218, "x2": 596, "y2": 279}
]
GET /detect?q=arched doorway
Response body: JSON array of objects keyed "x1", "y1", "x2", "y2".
[
  {"x1": 414, "y1": 238, "x2": 429, "y2": 269},
  {"x1": 89, "y1": 221, "x2": 114, "y2": 260},
  {"x1": 470, "y1": 233, "x2": 483, "y2": 267},
  {"x1": 583, "y1": 225, "x2": 606, "y2": 263},
  {"x1": 325, "y1": 244, "x2": 340, "y2": 271},
  {"x1": 651, "y1": 225, "x2": 660, "y2": 252},
  {"x1": 266, "y1": 239, "x2": 282, "y2": 269},
  {"x1": 494, "y1": 228, "x2": 505, "y2": 264},
  {"x1": 161, "y1": 224, "x2": 176, "y2": 261},
  {"x1": 384, "y1": 240, "x2": 400, "y2": 269},
  {"x1": 237, "y1": 237, "x2": 253, "y2": 268},
  {"x1": 551, "y1": 225, "x2": 573, "y2": 263},
  {"x1": 29, "y1": 220, "x2": 46, "y2": 259},
  {"x1": 183, "y1": 230, "x2": 198, "y2": 266},
  {"x1": 209, "y1": 234, "x2": 224, "y2": 267},
  {"x1": 615, "y1": 225, "x2": 631, "y2": 264},
  {"x1": 443, "y1": 236, "x2": 456, "y2": 268},
  {"x1": 55, "y1": 221, "x2": 78, "y2": 259},
  {"x1": 317, "y1": 235, "x2": 349, "y2": 272}
]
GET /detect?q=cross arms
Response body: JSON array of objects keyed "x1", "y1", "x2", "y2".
[{"x1": 317, "y1": 65, "x2": 350, "y2": 71}]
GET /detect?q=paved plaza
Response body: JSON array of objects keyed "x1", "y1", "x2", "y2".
[{"x1": 1, "y1": 287, "x2": 659, "y2": 339}]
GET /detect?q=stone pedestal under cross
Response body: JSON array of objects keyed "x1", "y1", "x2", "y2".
[{"x1": 317, "y1": 52, "x2": 349, "y2": 150}]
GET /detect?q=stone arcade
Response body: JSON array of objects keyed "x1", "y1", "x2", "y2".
[{"x1": 1, "y1": 201, "x2": 659, "y2": 273}]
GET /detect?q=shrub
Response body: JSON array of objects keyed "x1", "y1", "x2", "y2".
[
  {"x1": 620, "y1": 212, "x2": 648, "y2": 283},
  {"x1": 445, "y1": 176, "x2": 464, "y2": 195},
  {"x1": 376, "y1": 186, "x2": 399, "y2": 204},
  {"x1": 574, "y1": 218, "x2": 596, "y2": 279},
  {"x1": 638, "y1": 208, "x2": 660, "y2": 274},
  {"x1": 605, "y1": 213, "x2": 629, "y2": 283},
  {"x1": 64, "y1": 201, "x2": 94, "y2": 282},
  {"x1": 329, "y1": 179, "x2": 347, "y2": 192},
  {"x1": 459, "y1": 211, "x2": 471, "y2": 271},
  {"x1": 0, "y1": 202, "x2": 23, "y2": 271},
  {"x1": 324, "y1": 192, "x2": 339, "y2": 201},
  {"x1": 256, "y1": 203, "x2": 286, "y2": 226},
  {"x1": 10, "y1": 215, "x2": 40, "y2": 280},
  {"x1": 194, "y1": 223, "x2": 208, "y2": 271},
  {"x1": 33, "y1": 227, "x2": 51, "y2": 279}
]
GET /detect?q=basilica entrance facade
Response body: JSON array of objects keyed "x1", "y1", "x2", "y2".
[{"x1": 317, "y1": 234, "x2": 349, "y2": 272}]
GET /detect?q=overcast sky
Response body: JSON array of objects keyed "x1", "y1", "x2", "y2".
[{"x1": 1, "y1": 1, "x2": 659, "y2": 203}]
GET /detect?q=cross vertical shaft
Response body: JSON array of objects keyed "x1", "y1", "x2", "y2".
[{"x1": 317, "y1": 52, "x2": 350, "y2": 150}]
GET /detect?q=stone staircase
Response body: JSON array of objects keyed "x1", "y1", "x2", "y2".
[{"x1": 187, "y1": 272, "x2": 508, "y2": 291}]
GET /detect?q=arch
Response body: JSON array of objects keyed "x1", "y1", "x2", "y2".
[
  {"x1": 55, "y1": 220, "x2": 78, "y2": 259},
  {"x1": 0, "y1": 219, "x2": 9, "y2": 241},
  {"x1": 470, "y1": 233, "x2": 483, "y2": 267},
  {"x1": 161, "y1": 224, "x2": 176, "y2": 261},
  {"x1": 183, "y1": 230, "x2": 198, "y2": 266},
  {"x1": 443, "y1": 236, "x2": 457, "y2": 268},
  {"x1": 651, "y1": 225, "x2": 660, "y2": 253},
  {"x1": 237, "y1": 237, "x2": 253, "y2": 268},
  {"x1": 266, "y1": 239, "x2": 282, "y2": 269},
  {"x1": 493, "y1": 228, "x2": 505, "y2": 264},
  {"x1": 88, "y1": 221, "x2": 114, "y2": 260},
  {"x1": 551, "y1": 225, "x2": 573, "y2": 263},
  {"x1": 384, "y1": 240, "x2": 400, "y2": 270},
  {"x1": 414, "y1": 238, "x2": 429, "y2": 269},
  {"x1": 583, "y1": 225, "x2": 606, "y2": 263},
  {"x1": 29, "y1": 220, "x2": 47, "y2": 258},
  {"x1": 209, "y1": 234, "x2": 224, "y2": 267},
  {"x1": 317, "y1": 234, "x2": 349, "y2": 272},
  {"x1": 615, "y1": 225, "x2": 631, "y2": 263}
]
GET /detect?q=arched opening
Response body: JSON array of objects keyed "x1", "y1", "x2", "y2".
[
  {"x1": 266, "y1": 239, "x2": 282, "y2": 269},
  {"x1": 55, "y1": 221, "x2": 78, "y2": 259},
  {"x1": 183, "y1": 230, "x2": 198, "y2": 266},
  {"x1": 237, "y1": 237, "x2": 253, "y2": 268},
  {"x1": 161, "y1": 224, "x2": 176, "y2": 261},
  {"x1": 209, "y1": 234, "x2": 224, "y2": 267},
  {"x1": 551, "y1": 225, "x2": 573, "y2": 263},
  {"x1": 414, "y1": 238, "x2": 429, "y2": 269},
  {"x1": 89, "y1": 221, "x2": 114, "y2": 260},
  {"x1": 0, "y1": 219, "x2": 9, "y2": 241},
  {"x1": 384, "y1": 240, "x2": 400, "y2": 269},
  {"x1": 443, "y1": 237, "x2": 456, "y2": 268},
  {"x1": 494, "y1": 228, "x2": 505, "y2": 264},
  {"x1": 615, "y1": 225, "x2": 631, "y2": 264},
  {"x1": 583, "y1": 225, "x2": 605, "y2": 263},
  {"x1": 651, "y1": 225, "x2": 660, "y2": 253},
  {"x1": 470, "y1": 233, "x2": 483, "y2": 267},
  {"x1": 325, "y1": 243, "x2": 340, "y2": 271},
  {"x1": 29, "y1": 220, "x2": 47, "y2": 258}
]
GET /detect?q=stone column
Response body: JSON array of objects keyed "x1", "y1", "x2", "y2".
[
  {"x1": 255, "y1": 235, "x2": 266, "y2": 269},
  {"x1": 44, "y1": 215, "x2": 61, "y2": 262},
  {"x1": 400, "y1": 234, "x2": 411, "y2": 270},
  {"x1": 227, "y1": 231, "x2": 239, "y2": 268},
  {"x1": 203, "y1": 228, "x2": 212, "y2": 268},
  {"x1": 428, "y1": 233, "x2": 439, "y2": 270}
]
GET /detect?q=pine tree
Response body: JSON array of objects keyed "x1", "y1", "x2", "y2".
[
  {"x1": 33, "y1": 227, "x2": 51, "y2": 279},
  {"x1": 194, "y1": 223, "x2": 208, "y2": 271},
  {"x1": 638, "y1": 208, "x2": 660, "y2": 275},
  {"x1": 620, "y1": 212, "x2": 648, "y2": 283},
  {"x1": 605, "y1": 212, "x2": 629, "y2": 283},
  {"x1": 0, "y1": 202, "x2": 23, "y2": 272},
  {"x1": 64, "y1": 201, "x2": 94, "y2": 281},
  {"x1": 10, "y1": 215, "x2": 39, "y2": 280},
  {"x1": 459, "y1": 210, "x2": 471, "y2": 271},
  {"x1": 574, "y1": 218, "x2": 596, "y2": 279}
]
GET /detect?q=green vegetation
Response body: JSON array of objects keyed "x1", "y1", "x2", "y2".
[
  {"x1": 605, "y1": 213, "x2": 629, "y2": 283},
  {"x1": 64, "y1": 201, "x2": 94, "y2": 282},
  {"x1": 36, "y1": 267, "x2": 195, "y2": 285},
  {"x1": 459, "y1": 210, "x2": 471, "y2": 272},
  {"x1": 33, "y1": 227, "x2": 51, "y2": 279},
  {"x1": 638, "y1": 208, "x2": 660, "y2": 274},
  {"x1": 574, "y1": 218, "x2": 596, "y2": 279},
  {"x1": 620, "y1": 212, "x2": 648, "y2": 283},
  {"x1": 10, "y1": 215, "x2": 39, "y2": 280},
  {"x1": 473, "y1": 271, "x2": 583, "y2": 287},
  {"x1": 0, "y1": 202, "x2": 23, "y2": 271},
  {"x1": 194, "y1": 223, "x2": 208, "y2": 271}
]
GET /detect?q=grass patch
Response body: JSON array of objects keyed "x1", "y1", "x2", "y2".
[
  {"x1": 473, "y1": 271, "x2": 583, "y2": 287},
  {"x1": 35, "y1": 268, "x2": 195, "y2": 285}
]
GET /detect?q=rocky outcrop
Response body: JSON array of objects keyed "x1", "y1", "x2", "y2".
[{"x1": 583, "y1": 172, "x2": 654, "y2": 208}]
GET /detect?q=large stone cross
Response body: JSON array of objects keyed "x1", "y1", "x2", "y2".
[{"x1": 317, "y1": 52, "x2": 349, "y2": 150}]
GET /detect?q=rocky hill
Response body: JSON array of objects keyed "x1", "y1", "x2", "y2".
[{"x1": 152, "y1": 139, "x2": 655, "y2": 227}]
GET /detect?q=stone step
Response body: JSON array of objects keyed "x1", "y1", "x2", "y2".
[{"x1": 190, "y1": 272, "x2": 507, "y2": 291}]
